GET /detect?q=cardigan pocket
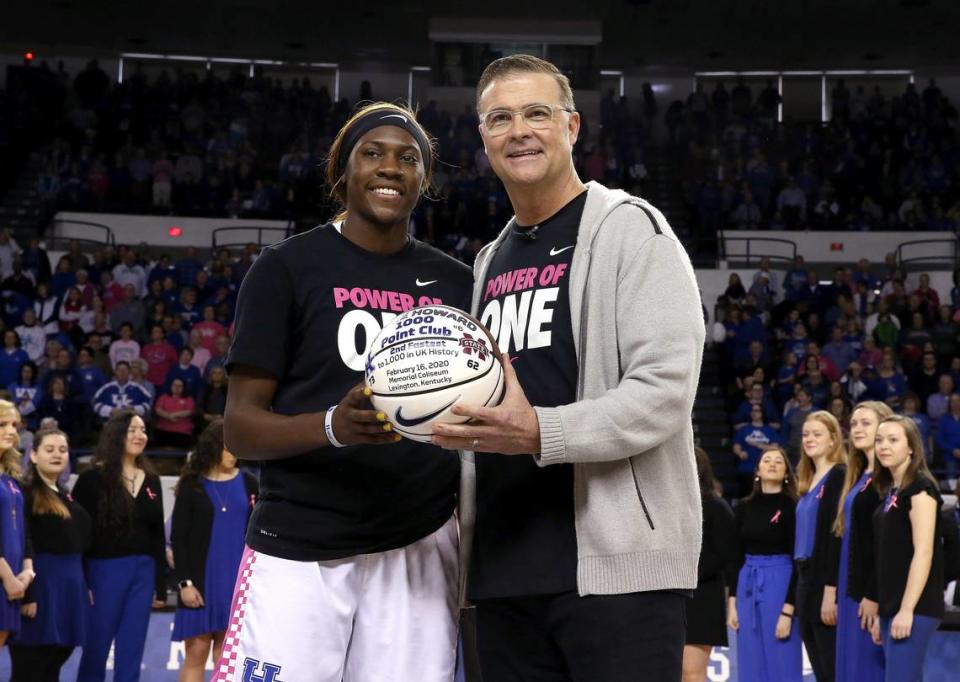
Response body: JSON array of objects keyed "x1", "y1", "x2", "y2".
[{"x1": 629, "y1": 458, "x2": 656, "y2": 531}]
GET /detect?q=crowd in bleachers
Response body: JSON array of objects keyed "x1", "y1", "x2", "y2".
[
  {"x1": 0, "y1": 232, "x2": 238, "y2": 451},
  {"x1": 23, "y1": 59, "x2": 657, "y2": 265},
  {"x1": 713, "y1": 255, "x2": 960, "y2": 495},
  {"x1": 668, "y1": 77, "x2": 960, "y2": 235}
]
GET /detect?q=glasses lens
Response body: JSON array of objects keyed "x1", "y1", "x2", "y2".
[
  {"x1": 485, "y1": 110, "x2": 513, "y2": 133},
  {"x1": 523, "y1": 105, "x2": 555, "y2": 128}
]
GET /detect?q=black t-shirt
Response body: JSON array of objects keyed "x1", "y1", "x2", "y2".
[
  {"x1": 24, "y1": 489, "x2": 92, "y2": 555},
  {"x1": 873, "y1": 476, "x2": 945, "y2": 619},
  {"x1": 227, "y1": 224, "x2": 472, "y2": 561},
  {"x1": 470, "y1": 191, "x2": 585, "y2": 598},
  {"x1": 728, "y1": 492, "x2": 798, "y2": 603}
]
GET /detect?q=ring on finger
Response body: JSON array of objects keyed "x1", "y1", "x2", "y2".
[{"x1": 472, "y1": 438, "x2": 479, "y2": 448}]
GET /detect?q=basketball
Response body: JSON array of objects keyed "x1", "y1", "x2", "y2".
[{"x1": 364, "y1": 304, "x2": 505, "y2": 442}]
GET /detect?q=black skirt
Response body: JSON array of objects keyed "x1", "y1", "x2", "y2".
[{"x1": 685, "y1": 575, "x2": 728, "y2": 646}]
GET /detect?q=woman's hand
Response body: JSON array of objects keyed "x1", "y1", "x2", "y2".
[
  {"x1": 20, "y1": 602, "x2": 37, "y2": 618},
  {"x1": 331, "y1": 384, "x2": 401, "y2": 446},
  {"x1": 870, "y1": 617, "x2": 882, "y2": 645},
  {"x1": 775, "y1": 614, "x2": 793, "y2": 640},
  {"x1": 3, "y1": 575, "x2": 25, "y2": 601},
  {"x1": 890, "y1": 609, "x2": 914, "y2": 640},
  {"x1": 820, "y1": 587, "x2": 837, "y2": 626},
  {"x1": 858, "y1": 597, "x2": 878, "y2": 631},
  {"x1": 180, "y1": 585, "x2": 204, "y2": 609},
  {"x1": 726, "y1": 598, "x2": 739, "y2": 631}
]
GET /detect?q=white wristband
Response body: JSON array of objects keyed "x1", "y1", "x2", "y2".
[{"x1": 325, "y1": 405, "x2": 346, "y2": 448}]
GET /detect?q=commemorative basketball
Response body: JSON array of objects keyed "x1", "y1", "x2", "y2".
[{"x1": 364, "y1": 304, "x2": 505, "y2": 442}]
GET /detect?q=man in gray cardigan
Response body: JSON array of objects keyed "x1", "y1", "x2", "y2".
[{"x1": 433, "y1": 54, "x2": 705, "y2": 681}]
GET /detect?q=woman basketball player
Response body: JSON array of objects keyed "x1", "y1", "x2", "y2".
[{"x1": 215, "y1": 102, "x2": 472, "y2": 682}]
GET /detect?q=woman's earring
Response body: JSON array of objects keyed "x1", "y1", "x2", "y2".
[{"x1": 755, "y1": 475, "x2": 761, "y2": 482}]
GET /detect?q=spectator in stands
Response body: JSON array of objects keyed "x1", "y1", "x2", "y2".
[
  {"x1": 927, "y1": 374, "x2": 955, "y2": 423},
  {"x1": 902, "y1": 393, "x2": 933, "y2": 463},
  {"x1": 859, "y1": 336, "x2": 882, "y2": 370},
  {"x1": 141, "y1": 325, "x2": 178, "y2": 388},
  {"x1": 840, "y1": 362, "x2": 870, "y2": 404},
  {"x1": 932, "y1": 305, "x2": 958, "y2": 363},
  {"x1": 113, "y1": 251, "x2": 147, "y2": 298},
  {"x1": 801, "y1": 359, "x2": 830, "y2": 408},
  {"x1": 176, "y1": 247, "x2": 204, "y2": 289},
  {"x1": 99, "y1": 270, "x2": 124, "y2": 314},
  {"x1": 152, "y1": 150, "x2": 175, "y2": 210},
  {"x1": 197, "y1": 366, "x2": 228, "y2": 427},
  {"x1": 0, "y1": 330, "x2": 29, "y2": 391},
  {"x1": 15, "y1": 310, "x2": 46, "y2": 364},
  {"x1": 935, "y1": 393, "x2": 960, "y2": 478},
  {"x1": 1, "y1": 258, "x2": 36, "y2": 300},
  {"x1": 732, "y1": 190, "x2": 763, "y2": 229},
  {"x1": 9, "y1": 361, "x2": 41, "y2": 430},
  {"x1": 187, "y1": 329, "x2": 211, "y2": 374},
  {"x1": 734, "y1": 382, "x2": 781, "y2": 429},
  {"x1": 0, "y1": 230, "x2": 21, "y2": 280},
  {"x1": 111, "y1": 284, "x2": 147, "y2": 339},
  {"x1": 58, "y1": 286, "x2": 88, "y2": 345},
  {"x1": 733, "y1": 403, "x2": 781, "y2": 497},
  {"x1": 776, "y1": 177, "x2": 807, "y2": 229},
  {"x1": 874, "y1": 348, "x2": 907, "y2": 409},
  {"x1": 177, "y1": 287, "x2": 201, "y2": 331},
  {"x1": 910, "y1": 352, "x2": 942, "y2": 407},
  {"x1": 88, "y1": 311, "x2": 114, "y2": 346},
  {"x1": 33, "y1": 282, "x2": 60, "y2": 337},
  {"x1": 91, "y1": 361, "x2": 152, "y2": 421},
  {"x1": 20, "y1": 239, "x2": 51, "y2": 286},
  {"x1": 782, "y1": 385, "x2": 815, "y2": 462},
  {"x1": 191, "y1": 306, "x2": 225, "y2": 353},
  {"x1": 752, "y1": 257, "x2": 782, "y2": 303},
  {"x1": 165, "y1": 347, "x2": 202, "y2": 398},
  {"x1": 75, "y1": 346, "x2": 106, "y2": 406},
  {"x1": 900, "y1": 312, "x2": 932, "y2": 370},
  {"x1": 153, "y1": 378, "x2": 194, "y2": 448},
  {"x1": 802, "y1": 342, "x2": 839, "y2": 382},
  {"x1": 109, "y1": 322, "x2": 140, "y2": 369},
  {"x1": 50, "y1": 256, "x2": 76, "y2": 298},
  {"x1": 912, "y1": 273, "x2": 940, "y2": 311},
  {"x1": 821, "y1": 326, "x2": 856, "y2": 376},
  {"x1": 129, "y1": 359, "x2": 155, "y2": 403},
  {"x1": 35, "y1": 375, "x2": 77, "y2": 436}
]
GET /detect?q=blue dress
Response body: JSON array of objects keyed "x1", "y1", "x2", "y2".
[
  {"x1": 836, "y1": 471, "x2": 884, "y2": 681},
  {"x1": 172, "y1": 475, "x2": 248, "y2": 640},
  {"x1": 0, "y1": 475, "x2": 25, "y2": 632}
]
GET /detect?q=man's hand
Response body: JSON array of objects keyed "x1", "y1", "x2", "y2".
[{"x1": 432, "y1": 354, "x2": 540, "y2": 454}]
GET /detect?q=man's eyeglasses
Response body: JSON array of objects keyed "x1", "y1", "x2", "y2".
[{"x1": 478, "y1": 103, "x2": 574, "y2": 136}]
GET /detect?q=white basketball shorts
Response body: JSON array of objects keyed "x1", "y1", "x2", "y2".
[{"x1": 213, "y1": 515, "x2": 459, "y2": 682}]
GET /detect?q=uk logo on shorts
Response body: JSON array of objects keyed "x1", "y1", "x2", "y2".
[{"x1": 241, "y1": 658, "x2": 283, "y2": 682}]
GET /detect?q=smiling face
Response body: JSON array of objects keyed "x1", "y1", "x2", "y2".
[
  {"x1": 0, "y1": 410, "x2": 18, "y2": 451},
  {"x1": 477, "y1": 72, "x2": 580, "y2": 193},
  {"x1": 343, "y1": 126, "x2": 425, "y2": 230},
  {"x1": 802, "y1": 417, "x2": 834, "y2": 460},
  {"x1": 875, "y1": 421, "x2": 911, "y2": 473},
  {"x1": 125, "y1": 415, "x2": 148, "y2": 457},
  {"x1": 850, "y1": 406, "x2": 881, "y2": 453},
  {"x1": 31, "y1": 433, "x2": 69, "y2": 479}
]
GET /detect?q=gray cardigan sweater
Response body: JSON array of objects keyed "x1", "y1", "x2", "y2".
[{"x1": 458, "y1": 181, "x2": 705, "y2": 599}]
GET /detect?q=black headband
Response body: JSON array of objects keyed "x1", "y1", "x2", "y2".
[{"x1": 336, "y1": 109, "x2": 433, "y2": 178}]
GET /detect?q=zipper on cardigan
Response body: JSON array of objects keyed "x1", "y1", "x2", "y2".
[{"x1": 629, "y1": 459, "x2": 656, "y2": 530}]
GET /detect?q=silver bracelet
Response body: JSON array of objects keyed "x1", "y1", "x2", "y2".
[{"x1": 325, "y1": 405, "x2": 345, "y2": 448}]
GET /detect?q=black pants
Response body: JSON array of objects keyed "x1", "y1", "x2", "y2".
[
  {"x1": 801, "y1": 616, "x2": 836, "y2": 682},
  {"x1": 474, "y1": 590, "x2": 687, "y2": 682},
  {"x1": 9, "y1": 644, "x2": 74, "y2": 682},
  {"x1": 796, "y1": 565, "x2": 836, "y2": 682}
]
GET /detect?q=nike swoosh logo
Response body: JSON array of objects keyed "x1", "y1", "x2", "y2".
[
  {"x1": 416, "y1": 279, "x2": 438, "y2": 286},
  {"x1": 381, "y1": 114, "x2": 408, "y2": 123},
  {"x1": 394, "y1": 396, "x2": 460, "y2": 428},
  {"x1": 549, "y1": 245, "x2": 575, "y2": 256}
]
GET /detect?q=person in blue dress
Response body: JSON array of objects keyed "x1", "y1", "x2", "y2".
[
  {"x1": 794, "y1": 410, "x2": 847, "y2": 682},
  {"x1": 833, "y1": 401, "x2": 891, "y2": 682},
  {"x1": 9, "y1": 427, "x2": 91, "y2": 681},
  {"x1": 871, "y1": 415, "x2": 945, "y2": 682},
  {"x1": 171, "y1": 418, "x2": 258, "y2": 682},
  {"x1": 0, "y1": 400, "x2": 35, "y2": 650},
  {"x1": 73, "y1": 410, "x2": 167, "y2": 682},
  {"x1": 7, "y1": 362, "x2": 42, "y2": 431},
  {"x1": 727, "y1": 445, "x2": 802, "y2": 682}
]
